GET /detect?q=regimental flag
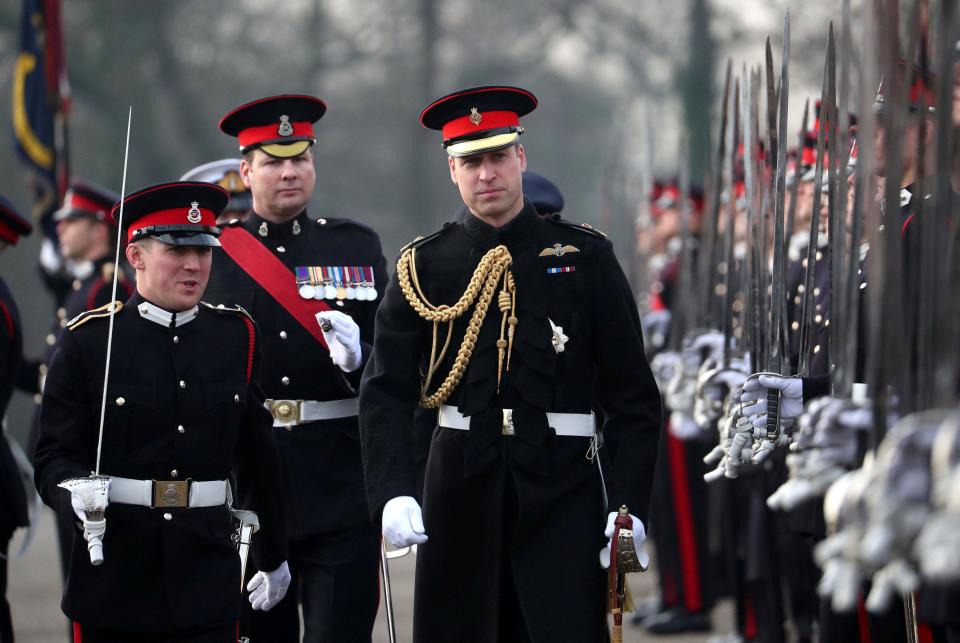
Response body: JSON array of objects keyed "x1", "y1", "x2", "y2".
[{"x1": 13, "y1": 0, "x2": 70, "y2": 242}]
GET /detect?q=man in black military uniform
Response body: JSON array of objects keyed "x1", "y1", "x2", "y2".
[
  {"x1": 209, "y1": 94, "x2": 388, "y2": 643},
  {"x1": 26, "y1": 180, "x2": 134, "y2": 587},
  {"x1": 33, "y1": 181, "x2": 290, "y2": 643},
  {"x1": 0, "y1": 196, "x2": 34, "y2": 642},
  {"x1": 359, "y1": 85, "x2": 662, "y2": 642}
]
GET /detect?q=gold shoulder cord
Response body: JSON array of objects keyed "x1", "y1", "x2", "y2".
[{"x1": 396, "y1": 244, "x2": 518, "y2": 408}]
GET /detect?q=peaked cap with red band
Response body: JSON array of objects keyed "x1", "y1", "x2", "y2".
[
  {"x1": 54, "y1": 180, "x2": 120, "y2": 225},
  {"x1": 219, "y1": 94, "x2": 326, "y2": 158},
  {"x1": 0, "y1": 195, "x2": 33, "y2": 246},
  {"x1": 420, "y1": 85, "x2": 537, "y2": 157},
  {"x1": 113, "y1": 182, "x2": 227, "y2": 247}
]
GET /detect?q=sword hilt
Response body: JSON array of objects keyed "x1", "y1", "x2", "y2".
[{"x1": 766, "y1": 388, "x2": 781, "y2": 440}]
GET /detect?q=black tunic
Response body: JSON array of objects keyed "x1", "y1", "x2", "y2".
[
  {"x1": 33, "y1": 293, "x2": 287, "y2": 632},
  {"x1": 204, "y1": 210, "x2": 387, "y2": 539},
  {"x1": 360, "y1": 201, "x2": 662, "y2": 642}
]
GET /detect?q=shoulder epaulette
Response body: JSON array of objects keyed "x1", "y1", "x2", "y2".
[
  {"x1": 218, "y1": 218, "x2": 244, "y2": 230},
  {"x1": 315, "y1": 216, "x2": 378, "y2": 236},
  {"x1": 66, "y1": 301, "x2": 123, "y2": 331},
  {"x1": 400, "y1": 221, "x2": 457, "y2": 252},
  {"x1": 544, "y1": 214, "x2": 607, "y2": 238},
  {"x1": 200, "y1": 301, "x2": 254, "y2": 321}
]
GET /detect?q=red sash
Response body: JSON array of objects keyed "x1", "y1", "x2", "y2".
[{"x1": 218, "y1": 225, "x2": 330, "y2": 349}]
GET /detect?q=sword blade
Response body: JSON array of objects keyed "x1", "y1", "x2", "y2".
[
  {"x1": 766, "y1": 11, "x2": 791, "y2": 439},
  {"x1": 95, "y1": 107, "x2": 133, "y2": 475}
]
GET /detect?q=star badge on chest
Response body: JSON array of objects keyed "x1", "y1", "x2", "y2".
[{"x1": 548, "y1": 318, "x2": 568, "y2": 353}]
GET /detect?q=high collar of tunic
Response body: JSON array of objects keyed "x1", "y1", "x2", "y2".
[
  {"x1": 133, "y1": 294, "x2": 198, "y2": 328},
  {"x1": 460, "y1": 198, "x2": 539, "y2": 247},
  {"x1": 245, "y1": 209, "x2": 308, "y2": 241}
]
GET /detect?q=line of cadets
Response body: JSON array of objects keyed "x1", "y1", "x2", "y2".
[{"x1": 638, "y1": 54, "x2": 960, "y2": 642}]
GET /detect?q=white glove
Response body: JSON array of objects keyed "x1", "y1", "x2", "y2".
[
  {"x1": 741, "y1": 374, "x2": 805, "y2": 425},
  {"x1": 642, "y1": 309, "x2": 671, "y2": 348},
  {"x1": 382, "y1": 496, "x2": 428, "y2": 548},
  {"x1": 599, "y1": 511, "x2": 649, "y2": 570},
  {"x1": 669, "y1": 410, "x2": 701, "y2": 440},
  {"x1": 247, "y1": 561, "x2": 291, "y2": 611},
  {"x1": 60, "y1": 476, "x2": 111, "y2": 565},
  {"x1": 688, "y1": 331, "x2": 726, "y2": 362},
  {"x1": 316, "y1": 311, "x2": 362, "y2": 372}
]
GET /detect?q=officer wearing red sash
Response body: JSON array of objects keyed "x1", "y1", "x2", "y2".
[
  {"x1": 208, "y1": 94, "x2": 388, "y2": 643},
  {"x1": 359, "y1": 86, "x2": 662, "y2": 642},
  {"x1": 33, "y1": 182, "x2": 290, "y2": 642}
]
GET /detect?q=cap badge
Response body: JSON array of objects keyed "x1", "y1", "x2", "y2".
[
  {"x1": 187, "y1": 201, "x2": 202, "y2": 224},
  {"x1": 469, "y1": 107, "x2": 482, "y2": 126},
  {"x1": 278, "y1": 114, "x2": 294, "y2": 137}
]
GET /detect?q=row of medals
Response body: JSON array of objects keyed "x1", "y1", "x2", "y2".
[{"x1": 298, "y1": 282, "x2": 378, "y2": 301}]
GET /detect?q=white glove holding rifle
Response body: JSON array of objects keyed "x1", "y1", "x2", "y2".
[
  {"x1": 382, "y1": 496, "x2": 428, "y2": 548},
  {"x1": 247, "y1": 560, "x2": 291, "y2": 611},
  {"x1": 316, "y1": 311, "x2": 362, "y2": 372}
]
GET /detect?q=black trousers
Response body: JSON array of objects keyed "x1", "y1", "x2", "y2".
[
  {"x1": 240, "y1": 522, "x2": 380, "y2": 643},
  {"x1": 72, "y1": 621, "x2": 236, "y2": 643},
  {"x1": 0, "y1": 530, "x2": 12, "y2": 643}
]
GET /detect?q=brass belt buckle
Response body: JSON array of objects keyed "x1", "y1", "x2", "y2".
[
  {"x1": 501, "y1": 409, "x2": 515, "y2": 436},
  {"x1": 268, "y1": 399, "x2": 301, "y2": 428},
  {"x1": 153, "y1": 480, "x2": 190, "y2": 508}
]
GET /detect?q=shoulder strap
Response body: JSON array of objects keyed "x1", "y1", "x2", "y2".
[
  {"x1": 218, "y1": 226, "x2": 329, "y2": 350},
  {"x1": 67, "y1": 301, "x2": 123, "y2": 331}
]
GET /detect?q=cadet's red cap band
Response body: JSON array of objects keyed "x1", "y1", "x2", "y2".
[
  {"x1": 0, "y1": 220, "x2": 20, "y2": 245},
  {"x1": 126, "y1": 207, "x2": 217, "y2": 242},
  {"x1": 65, "y1": 192, "x2": 109, "y2": 216},
  {"x1": 441, "y1": 110, "x2": 519, "y2": 142},
  {"x1": 238, "y1": 122, "x2": 315, "y2": 149}
]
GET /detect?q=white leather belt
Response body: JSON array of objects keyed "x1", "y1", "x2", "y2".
[
  {"x1": 108, "y1": 476, "x2": 228, "y2": 509},
  {"x1": 265, "y1": 398, "x2": 359, "y2": 428},
  {"x1": 438, "y1": 404, "x2": 595, "y2": 437}
]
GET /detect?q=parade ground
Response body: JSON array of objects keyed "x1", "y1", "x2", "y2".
[{"x1": 9, "y1": 507, "x2": 733, "y2": 642}]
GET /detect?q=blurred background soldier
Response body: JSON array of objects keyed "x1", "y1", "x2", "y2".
[
  {"x1": 0, "y1": 196, "x2": 33, "y2": 643},
  {"x1": 33, "y1": 181, "x2": 290, "y2": 643},
  {"x1": 211, "y1": 94, "x2": 388, "y2": 643}
]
